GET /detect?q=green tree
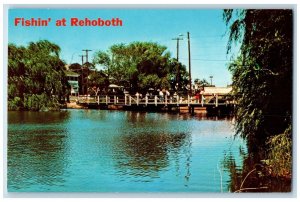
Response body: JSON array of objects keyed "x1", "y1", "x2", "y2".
[
  {"x1": 194, "y1": 78, "x2": 210, "y2": 87},
  {"x1": 224, "y1": 9, "x2": 292, "y2": 149},
  {"x1": 93, "y1": 42, "x2": 188, "y2": 94},
  {"x1": 69, "y1": 63, "x2": 81, "y2": 71},
  {"x1": 87, "y1": 70, "x2": 109, "y2": 95},
  {"x1": 8, "y1": 40, "x2": 68, "y2": 110}
]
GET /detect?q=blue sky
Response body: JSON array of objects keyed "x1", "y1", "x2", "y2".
[{"x1": 8, "y1": 8, "x2": 236, "y2": 87}]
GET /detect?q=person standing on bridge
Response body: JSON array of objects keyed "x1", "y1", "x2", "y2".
[
  {"x1": 166, "y1": 90, "x2": 170, "y2": 103},
  {"x1": 159, "y1": 89, "x2": 164, "y2": 102},
  {"x1": 195, "y1": 91, "x2": 200, "y2": 103},
  {"x1": 200, "y1": 88, "x2": 205, "y2": 104}
]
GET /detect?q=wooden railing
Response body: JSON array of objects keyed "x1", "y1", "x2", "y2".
[{"x1": 77, "y1": 94, "x2": 234, "y2": 107}]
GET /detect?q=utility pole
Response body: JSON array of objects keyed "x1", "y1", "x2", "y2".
[
  {"x1": 82, "y1": 49, "x2": 92, "y2": 63},
  {"x1": 79, "y1": 55, "x2": 85, "y2": 94},
  {"x1": 82, "y1": 49, "x2": 92, "y2": 95},
  {"x1": 210, "y1": 76, "x2": 213, "y2": 86},
  {"x1": 172, "y1": 35, "x2": 183, "y2": 94},
  {"x1": 187, "y1": 32, "x2": 192, "y2": 95},
  {"x1": 172, "y1": 36, "x2": 183, "y2": 61},
  {"x1": 79, "y1": 55, "x2": 84, "y2": 66}
]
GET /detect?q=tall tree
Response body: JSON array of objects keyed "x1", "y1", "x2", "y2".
[
  {"x1": 93, "y1": 42, "x2": 188, "y2": 94},
  {"x1": 87, "y1": 70, "x2": 109, "y2": 95},
  {"x1": 224, "y1": 9, "x2": 293, "y2": 148},
  {"x1": 8, "y1": 40, "x2": 68, "y2": 110}
]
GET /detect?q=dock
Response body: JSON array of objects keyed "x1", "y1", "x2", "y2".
[{"x1": 75, "y1": 92, "x2": 235, "y2": 115}]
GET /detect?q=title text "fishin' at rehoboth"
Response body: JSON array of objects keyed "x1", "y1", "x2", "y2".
[{"x1": 14, "y1": 17, "x2": 123, "y2": 27}]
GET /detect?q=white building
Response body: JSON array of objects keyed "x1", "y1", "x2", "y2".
[{"x1": 64, "y1": 70, "x2": 80, "y2": 96}]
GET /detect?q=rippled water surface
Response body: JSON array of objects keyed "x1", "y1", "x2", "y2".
[{"x1": 8, "y1": 110, "x2": 246, "y2": 192}]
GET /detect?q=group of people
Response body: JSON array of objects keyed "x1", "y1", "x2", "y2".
[
  {"x1": 193, "y1": 89, "x2": 206, "y2": 103},
  {"x1": 134, "y1": 88, "x2": 206, "y2": 104},
  {"x1": 135, "y1": 89, "x2": 170, "y2": 102}
]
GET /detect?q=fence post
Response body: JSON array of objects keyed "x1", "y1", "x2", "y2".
[
  {"x1": 216, "y1": 94, "x2": 218, "y2": 107},
  {"x1": 188, "y1": 95, "x2": 190, "y2": 107},
  {"x1": 125, "y1": 95, "x2": 127, "y2": 105},
  {"x1": 177, "y1": 95, "x2": 179, "y2": 106},
  {"x1": 201, "y1": 95, "x2": 204, "y2": 107},
  {"x1": 165, "y1": 95, "x2": 167, "y2": 106},
  {"x1": 97, "y1": 95, "x2": 99, "y2": 105},
  {"x1": 155, "y1": 95, "x2": 157, "y2": 106},
  {"x1": 145, "y1": 95, "x2": 148, "y2": 106},
  {"x1": 129, "y1": 95, "x2": 132, "y2": 106},
  {"x1": 137, "y1": 95, "x2": 139, "y2": 106}
]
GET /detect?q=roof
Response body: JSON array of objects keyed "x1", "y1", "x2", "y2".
[
  {"x1": 203, "y1": 87, "x2": 232, "y2": 95},
  {"x1": 64, "y1": 70, "x2": 80, "y2": 77},
  {"x1": 109, "y1": 84, "x2": 123, "y2": 88},
  {"x1": 65, "y1": 64, "x2": 70, "y2": 70}
]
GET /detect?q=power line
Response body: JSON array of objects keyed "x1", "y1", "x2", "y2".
[
  {"x1": 179, "y1": 58, "x2": 233, "y2": 62},
  {"x1": 190, "y1": 35, "x2": 224, "y2": 39}
]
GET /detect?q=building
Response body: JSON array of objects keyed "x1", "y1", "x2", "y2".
[
  {"x1": 201, "y1": 86, "x2": 233, "y2": 104},
  {"x1": 64, "y1": 70, "x2": 80, "y2": 96},
  {"x1": 203, "y1": 86, "x2": 232, "y2": 95}
]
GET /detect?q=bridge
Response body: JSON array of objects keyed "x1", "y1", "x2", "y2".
[{"x1": 75, "y1": 87, "x2": 235, "y2": 114}]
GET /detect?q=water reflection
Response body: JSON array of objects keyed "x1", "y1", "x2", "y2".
[
  {"x1": 222, "y1": 150, "x2": 292, "y2": 192},
  {"x1": 8, "y1": 117, "x2": 69, "y2": 191},
  {"x1": 8, "y1": 110, "x2": 244, "y2": 192},
  {"x1": 222, "y1": 151, "x2": 245, "y2": 192},
  {"x1": 8, "y1": 111, "x2": 70, "y2": 124},
  {"x1": 114, "y1": 132, "x2": 190, "y2": 181}
]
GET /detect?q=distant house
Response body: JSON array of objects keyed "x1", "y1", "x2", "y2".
[
  {"x1": 64, "y1": 70, "x2": 80, "y2": 96},
  {"x1": 199, "y1": 86, "x2": 233, "y2": 104},
  {"x1": 108, "y1": 84, "x2": 124, "y2": 95},
  {"x1": 203, "y1": 86, "x2": 232, "y2": 95}
]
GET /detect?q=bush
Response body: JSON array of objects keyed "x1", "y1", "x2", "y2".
[
  {"x1": 23, "y1": 93, "x2": 59, "y2": 111},
  {"x1": 8, "y1": 96, "x2": 22, "y2": 110},
  {"x1": 265, "y1": 126, "x2": 292, "y2": 178}
]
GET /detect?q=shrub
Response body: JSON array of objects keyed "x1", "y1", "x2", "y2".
[
  {"x1": 23, "y1": 93, "x2": 59, "y2": 111},
  {"x1": 8, "y1": 96, "x2": 22, "y2": 110},
  {"x1": 265, "y1": 126, "x2": 292, "y2": 178}
]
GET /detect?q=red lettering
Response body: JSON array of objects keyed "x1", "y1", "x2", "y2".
[
  {"x1": 70, "y1": 17, "x2": 123, "y2": 26},
  {"x1": 14, "y1": 18, "x2": 21, "y2": 26},
  {"x1": 70, "y1": 18, "x2": 78, "y2": 26}
]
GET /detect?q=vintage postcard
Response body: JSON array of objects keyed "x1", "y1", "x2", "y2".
[{"x1": 5, "y1": 5, "x2": 294, "y2": 196}]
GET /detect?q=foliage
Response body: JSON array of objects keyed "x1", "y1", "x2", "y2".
[
  {"x1": 23, "y1": 93, "x2": 59, "y2": 111},
  {"x1": 69, "y1": 63, "x2": 81, "y2": 71},
  {"x1": 223, "y1": 144, "x2": 292, "y2": 192},
  {"x1": 264, "y1": 125, "x2": 292, "y2": 178},
  {"x1": 224, "y1": 9, "x2": 293, "y2": 148},
  {"x1": 8, "y1": 40, "x2": 68, "y2": 111},
  {"x1": 194, "y1": 78, "x2": 210, "y2": 87},
  {"x1": 93, "y1": 42, "x2": 188, "y2": 94},
  {"x1": 87, "y1": 70, "x2": 109, "y2": 95},
  {"x1": 8, "y1": 97, "x2": 22, "y2": 110},
  {"x1": 138, "y1": 74, "x2": 161, "y2": 90}
]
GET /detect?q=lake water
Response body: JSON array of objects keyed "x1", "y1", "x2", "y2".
[{"x1": 7, "y1": 110, "x2": 247, "y2": 192}]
